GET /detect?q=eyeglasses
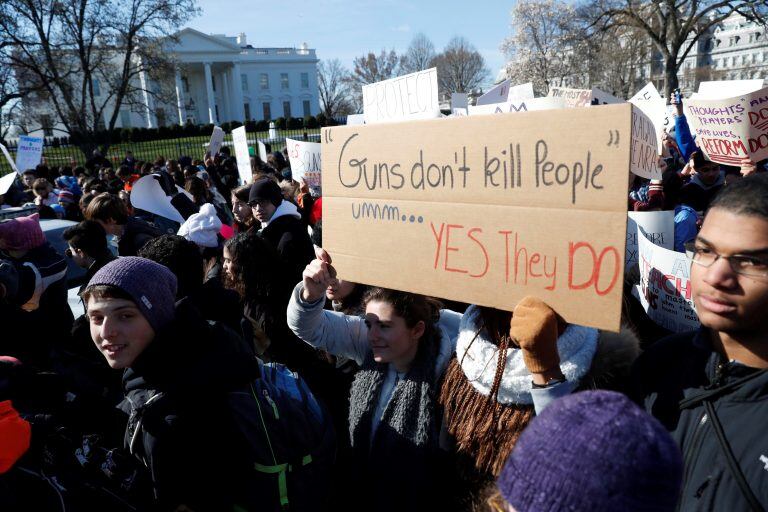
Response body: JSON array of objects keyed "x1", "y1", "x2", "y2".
[
  {"x1": 685, "y1": 242, "x2": 768, "y2": 278},
  {"x1": 65, "y1": 248, "x2": 73, "y2": 258}
]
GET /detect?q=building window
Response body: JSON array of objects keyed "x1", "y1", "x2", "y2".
[
  {"x1": 260, "y1": 73, "x2": 269, "y2": 90},
  {"x1": 283, "y1": 101, "x2": 291, "y2": 118},
  {"x1": 244, "y1": 103, "x2": 251, "y2": 120},
  {"x1": 303, "y1": 100, "x2": 311, "y2": 117},
  {"x1": 120, "y1": 110, "x2": 131, "y2": 128},
  {"x1": 281, "y1": 73, "x2": 289, "y2": 90},
  {"x1": 93, "y1": 79, "x2": 101, "y2": 96},
  {"x1": 241, "y1": 74, "x2": 248, "y2": 91},
  {"x1": 262, "y1": 102, "x2": 271, "y2": 120},
  {"x1": 182, "y1": 77, "x2": 189, "y2": 93},
  {"x1": 40, "y1": 115, "x2": 53, "y2": 136},
  {"x1": 212, "y1": 75, "x2": 216, "y2": 92},
  {"x1": 301, "y1": 72, "x2": 309, "y2": 89}
]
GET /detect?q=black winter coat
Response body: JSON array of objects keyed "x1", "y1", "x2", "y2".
[
  {"x1": 118, "y1": 217, "x2": 162, "y2": 256},
  {"x1": 258, "y1": 213, "x2": 314, "y2": 291},
  {"x1": 119, "y1": 299, "x2": 259, "y2": 511},
  {"x1": 632, "y1": 328, "x2": 768, "y2": 511}
]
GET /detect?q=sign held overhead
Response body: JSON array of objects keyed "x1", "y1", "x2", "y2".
[{"x1": 362, "y1": 67, "x2": 440, "y2": 124}]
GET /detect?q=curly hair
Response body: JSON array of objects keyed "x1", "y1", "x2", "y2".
[
  {"x1": 223, "y1": 233, "x2": 281, "y2": 302},
  {"x1": 137, "y1": 235, "x2": 203, "y2": 298}
]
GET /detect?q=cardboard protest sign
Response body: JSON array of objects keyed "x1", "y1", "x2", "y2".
[
  {"x1": 209, "y1": 126, "x2": 225, "y2": 156},
  {"x1": 451, "y1": 93, "x2": 468, "y2": 109},
  {"x1": 232, "y1": 126, "x2": 251, "y2": 185},
  {"x1": 634, "y1": 231, "x2": 699, "y2": 333},
  {"x1": 625, "y1": 211, "x2": 674, "y2": 267},
  {"x1": 130, "y1": 175, "x2": 190, "y2": 224},
  {"x1": 0, "y1": 171, "x2": 17, "y2": 196},
  {"x1": 630, "y1": 107, "x2": 662, "y2": 179},
  {"x1": 362, "y1": 68, "x2": 440, "y2": 124},
  {"x1": 286, "y1": 138, "x2": 321, "y2": 189},
  {"x1": 15, "y1": 136, "x2": 44, "y2": 173},
  {"x1": 698, "y1": 79, "x2": 765, "y2": 98},
  {"x1": 468, "y1": 97, "x2": 566, "y2": 116},
  {"x1": 629, "y1": 83, "x2": 667, "y2": 153},
  {"x1": 321, "y1": 103, "x2": 647, "y2": 331},
  {"x1": 0, "y1": 143, "x2": 19, "y2": 174},
  {"x1": 684, "y1": 84, "x2": 768, "y2": 166},
  {"x1": 257, "y1": 141, "x2": 269, "y2": 161}
]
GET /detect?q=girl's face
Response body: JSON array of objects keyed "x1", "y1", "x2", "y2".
[
  {"x1": 231, "y1": 196, "x2": 253, "y2": 224},
  {"x1": 222, "y1": 246, "x2": 237, "y2": 280},
  {"x1": 364, "y1": 300, "x2": 424, "y2": 371}
]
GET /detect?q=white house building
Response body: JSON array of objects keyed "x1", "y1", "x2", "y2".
[{"x1": 19, "y1": 28, "x2": 320, "y2": 138}]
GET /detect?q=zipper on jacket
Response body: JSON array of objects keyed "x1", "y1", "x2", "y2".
[
  {"x1": 682, "y1": 412, "x2": 709, "y2": 499},
  {"x1": 263, "y1": 389, "x2": 279, "y2": 419},
  {"x1": 128, "y1": 392, "x2": 164, "y2": 463}
]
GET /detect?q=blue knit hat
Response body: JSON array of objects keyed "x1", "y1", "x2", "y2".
[
  {"x1": 497, "y1": 390, "x2": 682, "y2": 512},
  {"x1": 85, "y1": 257, "x2": 177, "y2": 332}
]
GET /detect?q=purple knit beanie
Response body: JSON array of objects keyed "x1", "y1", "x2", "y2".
[
  {"x1": 497, "y1": 390, "x2": 682, "y2": 512},
  {"x1": 85, "y1": 257, "x2": 177, "y2": 332}
]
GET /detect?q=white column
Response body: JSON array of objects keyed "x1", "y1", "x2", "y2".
[
  {"x1": 203, "y1": 62, "x2": 216, "y2": 124},
  {"x1": 221, "y1": 71, "x2": 231, "y2": 121},
  {"x1": 231, "y1": 62, "x2": 246, "y2": 122},
  {"x1": 139, "y1": 67, "x2": 155, "y2": 128},
  {"x1": 174, "y1": 69, "x2": 186, "y2": 126}
]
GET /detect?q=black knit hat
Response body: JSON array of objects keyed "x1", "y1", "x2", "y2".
[{"x1": 248, "y1": 178, "x2": 283, "y2": 208}]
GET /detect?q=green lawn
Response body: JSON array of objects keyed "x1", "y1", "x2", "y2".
[{"x1": 0, "y1": 128, "x2": 321, "y2": 176}]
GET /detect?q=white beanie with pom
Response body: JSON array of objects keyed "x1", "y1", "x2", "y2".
[{"x1": 178, "y1": 203, "x2": 222, "y2": 248}]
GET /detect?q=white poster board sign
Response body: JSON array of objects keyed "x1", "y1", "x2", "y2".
[
  {"x1": 231, "y1": 126, "x2": 251, "y2": 185},
  {"x1": 362, "y1": 67, "x2": 440, "y2": 124},
  {"x1": 591, "y1": 88, "x2": 623, "y2": 106},
  {"x1": 257, "y1": 141, "x2": 268, "y2": 161},
  {"x1": 285, "y1": 138, "x2": 321, "y2": 189},
  {"x1": 0, "y1": 170, "x2": 17, "y2": 196},
  {"x1": 634, "y1": 230, "x2": 699, "y2": 333},
  {"x1": 698, "y1": 79, "x2": 765, "y2": 98},
  {"x1": 208, "y1": 126, "x2": 225, "y2": 156},
  {"x1": 130, "y1": 175, "x2": 189, "y2": 224},
  {"x1": 684, "y1": 84, "x2": 768, "y2": 166},
  {"x1": 451, "y1": 93, "x2": 468, "y2": 109},
  {"x1": 630, "y1": 106, "x2": 662, "y2": 179},
  {"x1": 0, "y1": 143, "x2": 19, "y2": 174},
  {"x1": 629, "y1": 83, "x2": 667, "y2": 153},
  {"x1": 625, "y1": 210, "x2": 675, "y2": 267},
  {"x1": 468, "y1": 97, "x2": 566, "y2": 116},
  {"x1": 15, "y1": 136, "x2": 44, "y2": 173},
  {"x1": 548, "y1": 87, "x2": 623, "y2": 108},
  {"x1": 475, "y1": 81, "x2": 534, "y2": 106},
  {"x1": 346, "y1": 114, "x2": 366, "y2": 126}
]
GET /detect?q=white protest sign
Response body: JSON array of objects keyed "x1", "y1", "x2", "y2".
[
  {"x1": 625, "y1": 210, "x2": 674, "y2": 267},
  {"x1": 591, "y1": 88, "x2": 623, "y2": 106},
  {"x1": 468, "y1": 97, "x2": 566, "y2": 116},
  {"x1": 15, "y1": 136, "x2": 44, "y2": 173},
  {"x1": 231, "y1": 126, "x2": 251, "y2": 185},
  {"x1": 0, "y1": 143, "x2": 19, "y2": 174},
  {"x1": 130, "y1": 175, "x2": 189, "y2": 224},
  {"x1": 684, "y1": 84, "x2": 768, "y2": 166},
  {"x1": 362, "y1": 67, "x2": 440, "y2": 124},
  {"x1": 698, "y1": 79, "x2": 765, "y2": 98},
  {"x1": 629, "y1": 83, "x2": 667, "y2": 152},
  {"x1": 451, "y1": 108, "x2": 468, "y2": 117},
  {"x1": 0, "y1": 171, "x2": 17, "y2": 196},
  {"x1": 208, "y1": 126, "x2": 225, "y2": 156},
  {"x1": 548, "y1": 87, "x2": 623, "y2": 108},
  {"x1": 630, "y1": 106, "x2": 662, "y2": 179},
  {"x1": 476, "y1": 79, "x2": 511, "y2": 106},
  {"x1": 346, "y1": 114, "x2": 366, "y2": 126},
  {"x1": 634, "y1": 231, "x2": 699, "y2": 333},
  {"x1": 257, "y1": 141, "x2": 268, "y2": 161},
  {"x1": 507, "y1": 83, "x2": 535, "y2": 101},
  {"x1": 285, "y1": 138, "x2": 321, "y2": 189},
  {"x1": 451, "y1": 93, "x2": 468, "y2": 109}
]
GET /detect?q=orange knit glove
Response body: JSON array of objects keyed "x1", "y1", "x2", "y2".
[{"x1": 510, "y1": 296, "x2": 561, "y2": 374}]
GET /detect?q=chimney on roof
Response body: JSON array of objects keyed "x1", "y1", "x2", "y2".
[{"x1": 237, "y1": 33, "x2": 247, "y2": 46}]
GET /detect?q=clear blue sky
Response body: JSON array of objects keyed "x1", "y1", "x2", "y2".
[{"x1": 188, "y1": 0, "x2": 513, "y2": 88}]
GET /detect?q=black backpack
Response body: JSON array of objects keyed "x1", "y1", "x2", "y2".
[{"x1": 228, "y1": 360, "x2": 336, "y2": 511}]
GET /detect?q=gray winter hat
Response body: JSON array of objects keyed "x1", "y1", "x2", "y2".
[{"x1": 85, "y1": 256, "x2": 177, "y2": 331}]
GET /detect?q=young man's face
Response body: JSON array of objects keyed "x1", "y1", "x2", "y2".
[
  {"x1": 87, "y1": 296, "x2": 155, "y2": 369},
  {"x1": 250, "y1": 199, "x2": 277, "y2": 223},
  {"x1": 691, "y1": 208, "x2": 768, "y2": 335},
  {"x1": 22, "y1": 174, "x2": 35, "y2": 188}
]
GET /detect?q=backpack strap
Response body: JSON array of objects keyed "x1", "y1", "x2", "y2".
[
  {"x1": 679, "y1": 370, "x2": 768, "y2": 410},
  {"x1": 704, "y1": 400, "x2": 765, "y2": 512},
  {"x1": 254, "y1": 455, "x2": 313, "y2": 510}
]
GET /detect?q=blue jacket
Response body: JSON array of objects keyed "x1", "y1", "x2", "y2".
[
  {"x1": 675, "y1": 115, "x2": 698, "y2": 162},
  {"x1": 674, "y1": 205, "x2": 699, "y2": 252}
]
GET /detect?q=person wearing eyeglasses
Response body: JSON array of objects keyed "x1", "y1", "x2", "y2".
[{"x1": 632, "y1": 174, "x2": 768, "y2": 511}]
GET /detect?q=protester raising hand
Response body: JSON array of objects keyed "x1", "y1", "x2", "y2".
[
  {"x1": 301, "y1": 247, "x2": 336, "y2": 302},
  {"x1": 510, "y1": 296, "x2": 566, "y2": 385}
]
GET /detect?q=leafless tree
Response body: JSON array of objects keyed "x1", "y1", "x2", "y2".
[
  {"x1": 317, "y1": 59, "x2": 354, "y2": 118},
  {"x1": 345, "y1": 49, "x2": 400, "y2": 112},
  {"x1": 432, "y1": 36, "x2": 489, "y2": 97},
  {"x1": 400, "y1": 33, "x2": 437, "y2": 74},
  {"x1": 0, "y1": 0, "x2": 197, "y2": 155},
  {"x1": 582, "y1": 0, "x2": 768, "y2": 97}
]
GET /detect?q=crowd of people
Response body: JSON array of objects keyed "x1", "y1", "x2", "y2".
[{"x1": 0, "y1": 94, "x2": 767, "y2": 512}]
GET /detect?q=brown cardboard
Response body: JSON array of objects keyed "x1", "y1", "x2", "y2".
[{"x1": 321, "y1": 104, "x2": 639, "y2": 331}]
